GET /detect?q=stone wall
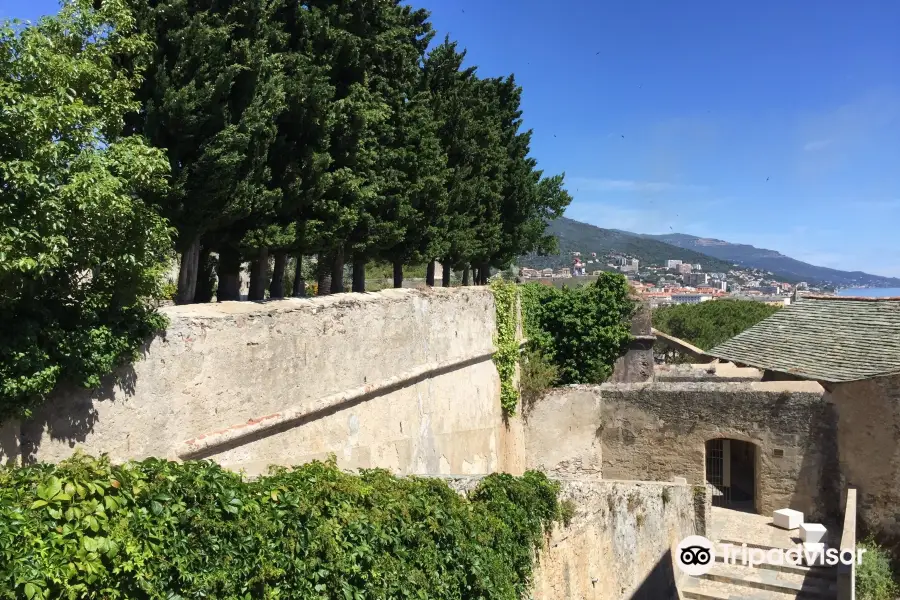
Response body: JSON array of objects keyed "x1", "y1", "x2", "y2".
[
  {"x1": 830, "y1": 374, "x2": 900, "y2": 544},
  {"x1": 599, "y1": 380, "x2": 839, "y2": 520},
  {"x1": 13, "y1": 288, "x2": 526, "y2": 477},
  {"x1": 524, "y1": 387, "x2": 602, "y2": 478},
  {"x1": 446, "y1": 476, "x2": 711, "y2": 600},
  {"x1": 608, "y1": 300, "x2": 655, "y2": 384}
]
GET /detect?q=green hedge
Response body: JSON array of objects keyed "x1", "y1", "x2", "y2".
[{"x1": 0, "y1": 454, "x2": 566, "y2": 600}]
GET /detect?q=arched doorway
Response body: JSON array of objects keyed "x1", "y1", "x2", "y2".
[{"x1": 705, "y1": 438, "x2": 759, "y2": 512}]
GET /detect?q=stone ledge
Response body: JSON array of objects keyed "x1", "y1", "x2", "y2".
[{"x1": 160, "y1": 286, "x2": 493, "y2": 319}]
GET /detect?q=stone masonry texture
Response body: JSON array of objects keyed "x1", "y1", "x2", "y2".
[
  {"x1": 599, "y1": 380, "x2": 841, "y2": 521},
  {"x1": 15, "y1": 288, "x2": 526, "y2": 477}
]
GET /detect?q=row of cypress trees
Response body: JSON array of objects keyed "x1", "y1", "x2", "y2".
[{"x1": 117, "y1": 0, "x2": 572, "y2": 303}]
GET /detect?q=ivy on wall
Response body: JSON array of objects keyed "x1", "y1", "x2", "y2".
[
  {"x1": 490, "y1": 279, "x2": 521, "y2": 415},
  {"x1": 0, "y1": 453, "x2": 568, "y2": 600}
]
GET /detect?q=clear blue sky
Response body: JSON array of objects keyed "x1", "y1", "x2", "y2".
[{"x1": 5, "y1": 0, "x2": 900, "y2": 276}]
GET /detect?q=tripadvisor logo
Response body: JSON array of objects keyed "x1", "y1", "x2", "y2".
[{"x1": 676, "y1": 536, "x2": 715, "y2": 576}]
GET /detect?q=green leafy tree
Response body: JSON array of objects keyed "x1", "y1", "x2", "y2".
[
  {"x1": 123, "y1": 0, "x2": 286, "y2": 304},
  {"x1": 522, "y1": 274, "x2": 636, "y2": 384},
  {"x1": 652, "y1": 298, "x2": 781, "y2": 350},
  {"x1": 342, "y1": 1, "x2": 441, "y2": 292},
  {"x1": 0, "y1": 0, "x2": 172, "y2": 420},
  {"x1": 377, "y1": 75, "x2": 449, "y2": 289},
  {"x1": 425, "y1": 40, "x2": 499, "y2": 284}
]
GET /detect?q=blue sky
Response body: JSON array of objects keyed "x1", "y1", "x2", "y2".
[{"x1": 5, "y1": 0, "x2": 899, "y2": 276}]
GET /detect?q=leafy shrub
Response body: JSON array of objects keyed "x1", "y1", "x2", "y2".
[
  {"x1": 0, "y1": 454, "x2": 567, "y2": 600},
  {"x1": 160, "y1": 282, "x2": 178, "y2": 301},
  {"x1": 521, "y1": 273, "x2": 635, "y2": 385},
  {"x1": 857, "y1": 536, "x2": 899, "y2": 600},
  {"x1": 520, "y1": 349, "x2": 558, "y2": 417}
]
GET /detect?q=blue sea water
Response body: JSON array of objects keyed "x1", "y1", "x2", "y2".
[{"x1": 837, "y1": 288, "x2": 900, "y2": 297}]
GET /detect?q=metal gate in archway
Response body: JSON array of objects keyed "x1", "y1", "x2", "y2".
[{"x1": 705, "y1": 439, "x2": 731, "y2": 507}]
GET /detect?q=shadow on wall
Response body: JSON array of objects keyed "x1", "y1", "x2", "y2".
[
  {"x1": 790, "y1": 399, "x2": 841, "y2": 526},
  {"x1": 17, "y1": 336, "x2": 155, "y2": 464},
  {"x1": 627, "y1": 549, "x2": 679, "y2": 600}
]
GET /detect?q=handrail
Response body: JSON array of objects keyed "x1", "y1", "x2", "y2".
[{"x1": 837, "y1": 487, "x2": 857, "y2": 600}]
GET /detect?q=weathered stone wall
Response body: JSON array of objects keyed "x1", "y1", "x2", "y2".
[
  {"x1": 609, "y1": 300, "x2": 655, "y2": 384},
  {"x1": 599, "y1": 381, "x2": 840, "y2": 520},
  {"x1": 524, "y1": 387, "x2": 602, "y2": 478},
  {"x1": 830, "y1": 374, "x2": 900, "y2": 544},
  {"x1": 446, "y1": 476, "x2": 710, "y2": 600},
  {"x1": 14, "y1": 288, "x2": 526, "y2": 477}
]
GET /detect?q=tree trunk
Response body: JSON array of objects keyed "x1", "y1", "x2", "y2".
[
  {"x1": 472, "y1": 267, "x2": 480, "y2": 286},
  {"x1": 479, "y1": 263, "x2": 490, "y2": 285},
  {"x1": 193, "y1": 245, "x2": 215, "y2": 303},
  {"x1": 317, "y1": 253, "x2": 332, "y2": 296},
  {"x1": 426, "y1": 260, "x2": 435, "y2": 287},
  {"x1": 392, "y1": 260, "x2": 403, "y2": 288},
  {"x1": 216, "y1": 246, "x2": 242, "y2": 301},
  {"x1": 442, "y1": 261, "x2": 451, "y2": 287},
  {"x1": 330, "y1": 245, "x2": 345, "y2": 294},
  {"x1": 175, "y1": 236, "x2": 201, "y2": 305},
  {"x1": 292, "y1": 253, "x2": 306, "y2": 297},
  {"x1": 462, "y1": 265, "x2": 470, "y2": 286},
  {"x1": 269, "y1": 251, "x2": 287, "y2": 298},
  {"x1": 248, "y1": 247, "x2": 269, "y2": 301},
  {"x1": 352, "y1": 254, "x2": 366, "y2": 293}
]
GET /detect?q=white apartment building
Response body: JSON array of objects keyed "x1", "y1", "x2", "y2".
[{"x1": 671, "y1": 293, "x2": 713, "y2": 305}]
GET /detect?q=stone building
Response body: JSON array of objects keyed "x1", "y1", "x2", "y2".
[{"x1": 708, "y1": 295, "x2": 900, "y2": 541}]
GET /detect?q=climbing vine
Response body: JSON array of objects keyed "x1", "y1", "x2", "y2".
[
  {"x1": 0, "y1": 453, "x2": 568, "y2": 600},
  {"x1": 490, "y1": 279, "x2": 521, "y2": 415}
]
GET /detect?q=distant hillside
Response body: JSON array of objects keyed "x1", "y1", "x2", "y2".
[
  {"x1": 519, "y1": 217, "x2": 736, "y2": 273},
  {"x1": 644, "y1": 233, "x2": 900, "y2": 287}
]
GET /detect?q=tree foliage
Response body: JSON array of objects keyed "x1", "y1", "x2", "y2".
[
  {"x1": 1, "y1": 0, "x2": 575, "y2": 415},
  {"x1": 652, "y1": 299, "x2": 782, "y2": 350},
  {"x1": 0, "y1": 0, "x2": 172, "y2": 420},
  {"x1": 521, "y1": 274, "x2": 636, "y2": 385},
  {"x1": 0, "y1": 453, "x2": 567, "y2": 599}
]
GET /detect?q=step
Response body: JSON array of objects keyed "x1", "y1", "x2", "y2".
[
  {"x1": 715, "y1": 540, "x2": 837, "y2": 581},
  {"x1": 701, "y1": 563, "x2": 836, "y2": 599},
  {"x1": 681, "y1": 576, "x2": 805, "y2": 600}
]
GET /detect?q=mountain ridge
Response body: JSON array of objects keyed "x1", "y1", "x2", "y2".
[
  {"x1": 519, "y1": 217, "x2": 900, "y2": 287},
  {"x1": 643, "y1": 231, "x2": 900, "y2": 287}
]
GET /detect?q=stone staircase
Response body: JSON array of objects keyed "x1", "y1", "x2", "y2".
[{"x1": 680, "y1": 507, "x2": 839, "y2": 599}]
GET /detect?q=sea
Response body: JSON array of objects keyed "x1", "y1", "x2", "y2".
[{"x1": 837, "y1": 288, "x2": 900, "y2": 298}]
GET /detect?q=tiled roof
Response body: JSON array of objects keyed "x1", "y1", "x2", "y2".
[{"x1": 708, "y1": 295, "x2": 900, "y2": 382}]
